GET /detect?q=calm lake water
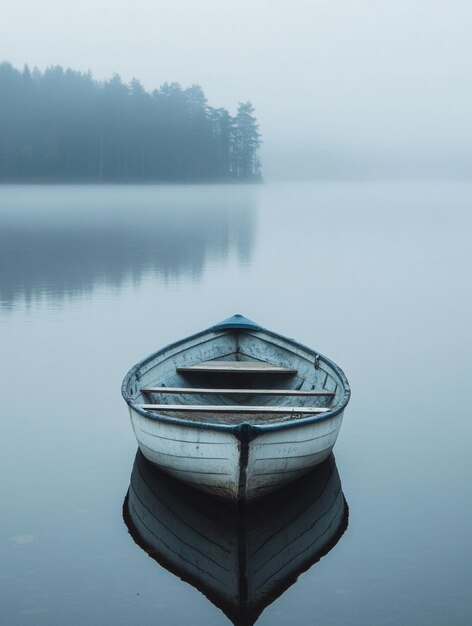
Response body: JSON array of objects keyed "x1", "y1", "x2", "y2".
[{"x1": 1, "y1": 182, "x2": 471, "y2": 625}]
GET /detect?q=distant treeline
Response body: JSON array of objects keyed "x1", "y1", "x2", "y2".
[{"x1": 0, "y1": 62, "x2": 262, "y2": 183}]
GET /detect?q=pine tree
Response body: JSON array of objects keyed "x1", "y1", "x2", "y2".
[
  {"x1": 0, "y1": 62, "x2": 262, "y2": 183},
  {"x1": 233, "y1": 102, "x2": 262, "y2": 181}
]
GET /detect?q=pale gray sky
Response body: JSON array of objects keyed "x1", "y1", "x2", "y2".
[{"x1": 2, "y1": 0, "x2": 471, "y2": 179}]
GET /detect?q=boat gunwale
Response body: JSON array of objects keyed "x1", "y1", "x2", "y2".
[{"x1": 121, "y1": 319, "x2": 351, "y2": 435}]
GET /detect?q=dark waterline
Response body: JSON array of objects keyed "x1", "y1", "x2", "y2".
[{"x1": 1, "y1": 182, "x2": 471, "y2": 625}]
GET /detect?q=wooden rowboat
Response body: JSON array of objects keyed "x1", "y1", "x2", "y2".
[
  {"x1": 121, "y1": 314, "x2": 351, "y2": 502},
  {"x1": 123, "y1": 451, "x2": 348, "y2": 626}
]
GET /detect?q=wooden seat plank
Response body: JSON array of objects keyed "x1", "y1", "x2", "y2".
[
  {"x1": 141, "y1": 386, "x2": 334, "y2": 397},
  {"x1": 177, "y1": 360, "x2": 298, "y2": 375},
  {"x1": 139, "y1": 404, "x2": 329, "y2": 414}
]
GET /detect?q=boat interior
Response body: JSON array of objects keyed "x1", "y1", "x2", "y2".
[{"x1": 129, "y1": 327, "x2": 345, "y2": 423}]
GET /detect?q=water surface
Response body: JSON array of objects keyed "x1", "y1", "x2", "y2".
[{"x1": 1, "y1": 182, "x2": 471, "y2": 625}]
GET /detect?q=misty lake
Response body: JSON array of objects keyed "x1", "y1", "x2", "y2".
[{"x1": 1, "y1": 182, "x2": 471, "y2": 625}]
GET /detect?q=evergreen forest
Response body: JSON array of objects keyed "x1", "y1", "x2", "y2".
[{"x1": 0, "y1": 62, "x2": 262, "y2": 183}]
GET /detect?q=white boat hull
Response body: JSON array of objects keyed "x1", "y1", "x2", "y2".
[
  {"x1": 129, "y1": 405, "x2": 344, "y2": 502},
  {"x1": 129, "y1": 406, "x2": 241, "y2": 500}
]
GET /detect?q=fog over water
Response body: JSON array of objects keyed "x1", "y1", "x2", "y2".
[
  {"x1": 2, "y1": 0, "x2": 471, "y2": 179},
  {"x1": 0, "y1": 183, "x2": 471, "y2": 625}
]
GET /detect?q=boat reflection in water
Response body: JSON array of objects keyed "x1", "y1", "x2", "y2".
[{"x1": 123, "y1": 451, "x2": 348, "y2": 626}]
